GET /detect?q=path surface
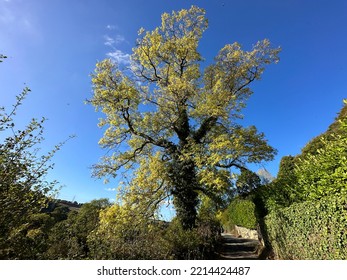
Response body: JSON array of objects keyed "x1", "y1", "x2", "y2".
[{"x1": 216, "y1": 233, "x2": 260, "y2": 260}]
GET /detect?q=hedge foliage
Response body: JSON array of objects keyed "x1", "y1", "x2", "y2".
[
  {"x1": 265, "y1": 195, "x2": 347, "y2": 259},
  {"x1": 257, "y1": 101, "x2": 347, "y2": 259},
  {"x1": 221, "y1": 198, "x2": 257, "y2": 230}
]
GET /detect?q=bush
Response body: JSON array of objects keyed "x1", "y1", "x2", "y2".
[
  {"x1": 162, "y1": 217, "x2": 220, "y2": 260},
  {"x1": 88, "y1": 223, "x2": 169, "y2": 260},
  {"x1": 260, "y1": 101, "x2": 347, "y2": 213},
  {"x1": 86, "y1": 204, "x2": 170, "y2": 260},
  {"x1": 0, "y1": 88, "x2": 64, "y2": 259},
  {"x1": 294, "y1": 132, "x2": 347, "y2": 201},
  {"x1": 265, "y1": 195, "x2": 347, "y2": 259},
  {"x1": 221, "y1": 198, "x2": 257, "y2": 230},
  {"x1": 87, "y1": 203, "x2": 220, "y2": 260},
  {"x1": 162, "y1": 219, "x2": 204, "y2": 260}
]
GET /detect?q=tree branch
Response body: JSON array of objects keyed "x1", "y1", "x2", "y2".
[
  {"x1": 192, "y1": 116, "x2": 217, "y2": 143},
  {"x1": 215, "y1": 161, "x2": 248, "y2": 171}
]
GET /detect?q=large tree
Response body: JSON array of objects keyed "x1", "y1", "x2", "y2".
[{"x1": 89, "y1": 6, "x2": 280, "y2": 229}]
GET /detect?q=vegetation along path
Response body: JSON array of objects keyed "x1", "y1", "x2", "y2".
[{"x1": 216, "y1": 233, "x2": 260, "y2": 260}]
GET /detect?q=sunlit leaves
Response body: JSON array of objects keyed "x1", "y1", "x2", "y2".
[
  {"x1": 89, "y1": 6, "x2": 279, "y2": 228},
  {"x1": 0, "y1": 87, "x2": 67, "y2": 259},
  {"x1": 193, "y1": 40, "x2": 280, "y2": 120},
  {"x1": 295, "y1": 131, "x2": 347, "y2": 200},
  {"x1": 132, "y1": 5, "x2": 206, "y2": 86},
  {"x1": 269, "y1": 100, "x2": 347, "y2": 206}
]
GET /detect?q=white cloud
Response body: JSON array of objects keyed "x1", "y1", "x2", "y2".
[
  {"x1": 114, "y1": 34, "x2": 126, "y2": 45},
  {"x1": 105, "y1": 187, "x2": 117, "y2": 192},
  {"x1": 104, "y1": 34, "x2": 125, "y2": 47},
  {"x1": 107, "y1": 50, "x2": 131, "y2": 65},
  {"x1": 104, "y1": 35, "x2": 115, "y2": 46},
  {"x1": 106, "y1": 24, "x2": 117, "y2": 30},
  {"x1": 103, "y1": 33, "x2": 130, "y2": 65}
]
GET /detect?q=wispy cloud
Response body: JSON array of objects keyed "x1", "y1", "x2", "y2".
[
  {"x1": 103, "y1": 30, "x2": 130, "y2": 65},
  {"x1": 107, "y1": 50, "x2": 131, "y2": 65},
  {"x1": 106, "y1": 24, "x2": 117, "y2": 30},
  {"x1": 104, "y1": 34, "x2": 125, "y2": 47},
  {"x1": 114, "y1": 34, "x2": 126, "y2": 45},
  {"x1": 103, "y1": 35, "x2": 115, "y2": 46},
  {"x1": 105, "y1": 187, "x2": 117, "y2": 192}
]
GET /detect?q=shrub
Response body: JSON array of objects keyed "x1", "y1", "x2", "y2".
[
  {"x1": 265, "y1": 195, "x2": 347, "y2": 259},
  {"x1": 88, "y1": 223, "x2": 169, "y2": 260},
  {"x1": 162, "y1": 217, "x2": 220, "y2": 260},
  {"x1": 260, "y1": 101, "x2": 347, "y2": 213},
  {"x1": 294, "y1": 132, "x2": 347, "y2": 201},
  {"x1": 86, "y1": 204, "x2": 170, "y2": 260},
  {"x1": 87, "y1": 203, "x2": 220, "y2": 260},
  {"x1": 221, "y1": 198, "x2": 257, "y2": 230},
  {"x1": 0, "y1": 88, "x2": 64, "y2": 259}
]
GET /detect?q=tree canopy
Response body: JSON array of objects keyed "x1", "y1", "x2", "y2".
[{"x1": 89, "y1": 6, "x2": 280, "y2": 229}]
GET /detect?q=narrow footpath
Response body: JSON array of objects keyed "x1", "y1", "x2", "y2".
[{"x1": 216, "y1": 233, "x2": 260, "y2": 260}]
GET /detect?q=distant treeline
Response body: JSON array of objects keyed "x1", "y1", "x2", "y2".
[{"x1": 42, "y1": 199, "x2": 83, "y2": 213}]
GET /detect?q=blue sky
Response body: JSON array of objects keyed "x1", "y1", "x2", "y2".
[{"x1": 1, "y1": 0, "x2": 347, "y2": 211}]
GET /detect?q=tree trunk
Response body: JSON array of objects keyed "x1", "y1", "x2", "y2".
[{"x1": 169, "y1": 159, "x2": 199, "y2": 230}]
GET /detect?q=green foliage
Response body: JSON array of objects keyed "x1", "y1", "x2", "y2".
[
  {"x1": 50, "y1": 205, "x2": 70, "y2": 222},
  {"x1": 270, "y1": 102, "x2": 347, "y2": 205},
  {"x1": 198, "y1": 195, "x2": 232, "y2": 222},
  {"x1": 45, "y1": 214, "x2": 84, "y2": 259},
  {"x1": 272, "y1": 156, "x2": 298, "y2": 208},
  {"x1": 254, "y1": 100, "x2": 347, "y2": 260},
  {"x1": 2, "y1": 212, "x2": 55, "y2": 259},
  {"x1": 301, "y1": 101, "x2": 347, "y2": 157},
  {"x1": 86, "y1": 203, "x2": 170, "y2": 259},
  {"x1": 277, "y1": 155, "x2": 297, "y2": 182},
  {"x1": 261, "y1": 100, "x2": 347, "y2": 213},
  {"x1": 45, "y1": 199, "x2": 110, "y2": 259},
  {"x1": 255, "y1": 156, "x2": 298, "y2": 213},
  {"x1": 162, "y1": 217, "x2": 220, "y2": 260},
  {"x1": 163, "y1": 219, "x2": 203, "y2": 260},
  {"x1": 0, "y1": 58, "x2": 73, "y2": 259},
  {"x1": 265, "y1": 195, "x2": 347, "y2": 259},
  {"x1": 0, "y1": 87, "x2": 64, "y2": 259},
  {"x1": 88, "y1": 6, "x2": 279, "y2": 229},
  {"x1": 236, "y1": 169, "x2": 261, "y2": 196},
  {"x1": 221, "y1": 197, "x2": 257, "y2": 230},
  {"x1": 296, "y1": 101, "x2": 347, "y2": 200},
  {"x1": 86, "y1": 200, "x2": 220, "y2": 260},
  {"x1": 88, "y1": 224, "x2": 170, "y2": 260},
  {"x1": 294, "y1": 132, "x2": 347, "y2": 201}
]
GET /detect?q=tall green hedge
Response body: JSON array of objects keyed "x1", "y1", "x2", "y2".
[
  {"x1": 265, "y1": 195, "x2": 347, "y2": 259},
  {"x1": 221, "y1": 198, "x2": 257, "y2": 230}
]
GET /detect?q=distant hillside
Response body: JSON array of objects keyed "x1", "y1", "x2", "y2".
[{"x1": 42, "y1": 199, "x2": 83, "y2": 213}]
